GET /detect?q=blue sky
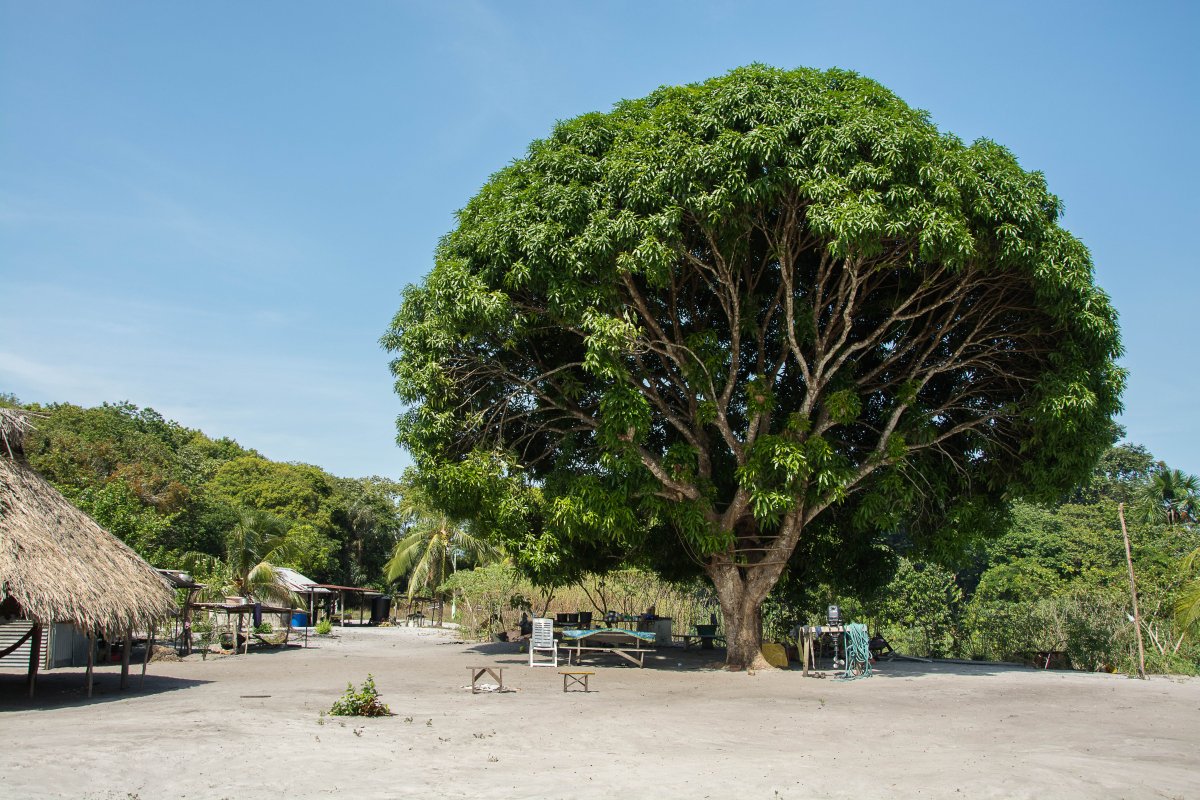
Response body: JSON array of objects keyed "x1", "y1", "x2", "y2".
[{"x1": 1, "y1": 2, "x2": 1197, "y2": 479}]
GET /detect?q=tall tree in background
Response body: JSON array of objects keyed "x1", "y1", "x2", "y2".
[{"x1": 385, "y1": 66, "x2": 1124, "y2": 668}]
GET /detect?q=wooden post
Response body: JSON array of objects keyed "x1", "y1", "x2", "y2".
[
  {"x1": 305, "y1": 593, "x2": 312, "y2": 648},
  {"x1": 140, "y1": 633, "x2": 153, "y2": 688},
  {"x1": 120, "y1": 626, "x2": 132, "y2": 689},
  {"x1": 85, "y1": 630, "x2": 95, "y2": 698},
  {"x1": 1119, "y1": 503, "x2": 1147, "y2": 679},
  {"x1": 26, "y1": 623, "x2": 42, "y2": 698},
  {"x1": 182, "y1": 588, "x2": 196, "y2": 656},
  {"x1": 359, "y1": 593, "x2": 364, "y2": 627}
]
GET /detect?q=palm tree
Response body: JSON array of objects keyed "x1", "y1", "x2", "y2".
[
  {"x1": 1176, "y1": 547, "x2": 1200, "y2": 641},
  {"x1": 1137, "y1": 468, "x2": 1200, "y2": 527},
  {"x1": 200, "y1": 509, "x2": 301, "y2": 607},
  {"x1": 384, "y1": 486, "x2": 499, "y2": 623}
]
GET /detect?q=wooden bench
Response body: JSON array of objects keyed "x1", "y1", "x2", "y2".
[
  {"x1": 559, "y1": 643, "x2": 650, "y2": 667},
  {"x1": 560, "y1": 670, "x2": 594, "y2": 692},
  {"x1": 467, "y1": 666, "x2": 504, "y2": 693}
]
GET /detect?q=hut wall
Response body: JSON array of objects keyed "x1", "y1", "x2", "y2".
[
  {"x1": 49, "y1": 623, "x2": 90, "y2": 667},
  {"x1": 0, "y1": 620, "x2": 49, "y2": 671}
]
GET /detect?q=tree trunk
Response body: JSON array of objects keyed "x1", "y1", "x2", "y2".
[{"x1": 709, "y1": 564, "x2": 773, "y2": 671}]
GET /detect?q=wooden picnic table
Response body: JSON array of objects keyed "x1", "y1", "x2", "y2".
[{"x1": 559, "y1": 629, "x2": 656, "y2": 668}]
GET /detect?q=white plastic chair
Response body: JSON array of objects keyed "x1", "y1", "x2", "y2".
[{"x1": 529, "y1": 617, "x2": 557, "y2": 667}]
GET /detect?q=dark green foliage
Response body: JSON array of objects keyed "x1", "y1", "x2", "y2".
[
  {"x1": 16, "y1": 401, "x2": 402, "y2": 586},
  {"x1": 855, "y1": 444, "x2": 1200, "y2": 675}
]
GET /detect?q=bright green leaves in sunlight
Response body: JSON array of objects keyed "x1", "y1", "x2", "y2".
[{"x1": 383, "y1": 63, "x2": 1124, "y2": 601}]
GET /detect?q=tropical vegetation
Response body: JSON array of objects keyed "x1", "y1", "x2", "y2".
[{"x1": 3, "y1": 397, "x2": 405, "y2": 595}]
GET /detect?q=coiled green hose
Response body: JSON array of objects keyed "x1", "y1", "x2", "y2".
[{"x1": 841, "y1": 622, "x2": 872, "y2": 680}]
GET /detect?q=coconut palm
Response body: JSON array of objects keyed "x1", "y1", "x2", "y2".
[
  {"x1": 1176, "y1": 548, "x2": 1200, "y2": 641},
  {"x1": 1137, "y1": 468, "x2": 1200, "y2": 527},
  {"x1": 384, "y1": 486, "x2": 499, "y2": 620},
  {"x1": 196, "y1": 509, "x2": 301, "y2": 607}
]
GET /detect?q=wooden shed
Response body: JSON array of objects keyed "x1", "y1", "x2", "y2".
[{"x1": 0, "y1": 409, "x2": 177, "y2": 696}]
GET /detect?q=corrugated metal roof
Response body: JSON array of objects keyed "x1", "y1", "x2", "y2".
[
  {"x1": 273, "y1": 567, "x2": 331, "y2": 594},
  {"x1": 155, "y1": 568, "x2": 201, "y2": 589}
]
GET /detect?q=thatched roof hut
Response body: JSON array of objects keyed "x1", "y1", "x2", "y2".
[{"x1": 1, "y1": 409, "x2": 176, "y2": 694}]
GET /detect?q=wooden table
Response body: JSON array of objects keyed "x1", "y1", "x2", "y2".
[
  {"x1": 798, "y1": 624, "x2": 846, "y2": 677},
  {"x1": 559, "y1": 629, "x2": 656, "y2": 668}
]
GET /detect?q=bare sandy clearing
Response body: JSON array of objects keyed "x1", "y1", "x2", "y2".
[{"x1": 2, "y1": 626, "x2": 1197, "y2": 800}]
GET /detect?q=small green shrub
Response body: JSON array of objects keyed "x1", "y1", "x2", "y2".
[
  {"x1": 192, "y1": 617, "x2": 216, "y2": 660},
  {"x1": 252, "y1": 621, "x2": 273, "y2": 634},
  {"x1": 330, "y1": 674, "x2": 391, "y2": 717},
  {"x1": 315, "y1": 619, "x2": 333, "y2": 635}
]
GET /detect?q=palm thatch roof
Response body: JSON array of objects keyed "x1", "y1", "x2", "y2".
[{"x1": 0, "y1": 408, "x2": 176, "y2": 635}]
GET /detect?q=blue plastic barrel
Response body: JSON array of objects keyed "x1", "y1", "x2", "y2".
[{"x1": 291, "y1": 612, "x2": 309, "y2": 628}]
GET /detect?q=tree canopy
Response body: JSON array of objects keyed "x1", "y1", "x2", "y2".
[
  {"x1": 384, "y1": 65, "x2": 1124, "y2": 668},
  {"x1": 17, "y1": 400, "x2": 403, "y2": 589}
]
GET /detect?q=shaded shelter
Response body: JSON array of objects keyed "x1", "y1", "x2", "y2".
[
  {"x1": 190, "y1": 601, "x2": 296, "y2": 654},
  {"x1": 272, "y1": 566, "x2": 330, "y2": 647},
  {"x1": 312, "y1": 584, "x2": 382, "y2": 626},
  {"x1": 155, "y1": 568, "x2": 202, "y2": 655},
  {"x1": 0, "y1": 409, "x2": 176, "y2": 696}
]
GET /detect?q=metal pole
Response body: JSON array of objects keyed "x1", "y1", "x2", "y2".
[{"x1": 1118, "y1": 503, "x2": 1147, "y2": 679}]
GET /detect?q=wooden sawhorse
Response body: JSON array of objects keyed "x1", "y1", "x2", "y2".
[
  {"x1": 467, "y1": 666, "x2": 504, "y2": 693},
  {"x1": 560, "y1": 670, "x2": 594, "y2": 692}
]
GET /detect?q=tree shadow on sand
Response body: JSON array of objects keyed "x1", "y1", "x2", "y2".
[
  {"x1": 805, "y1": 656, "x2": 1039, "y2": 680},
  {"x1": 456, "y1": 640, "x2": 1058, "y2": 678},
  {"x1": 0, "y1": 670, "x2": 211, "y2": 711},
  {"x1": 460, "y1": 640, "x2": 733, "y2": 671}
]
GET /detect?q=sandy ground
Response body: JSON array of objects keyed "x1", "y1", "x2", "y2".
[{"x1": 2, "y1": 626, "x2": 1197, "y2": 800}]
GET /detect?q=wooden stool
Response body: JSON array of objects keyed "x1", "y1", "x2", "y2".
[
  {"x1": 467, "y1": 666, "x2": 504, "y2": 693},
  {"x1": 560, "y1": 670, "x2": 594, "y2": 692}
]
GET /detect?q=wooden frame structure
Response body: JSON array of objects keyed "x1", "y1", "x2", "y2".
[
  {"x1": 189, "y1": 602, "x2": 296, "y2": 655},
  {"x1": 311, "y1": 584, "x2": 382, "y2": 627}
]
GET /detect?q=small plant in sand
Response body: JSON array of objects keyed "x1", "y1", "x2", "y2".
[
  {"x1": 192, "y1": 617, "x2": 217, "y2": 660},
  {"x1": 315, "y1": 618, "x2": 333, "y2": 635},
  {"x1": 252, "y1": 621, "x2": 273, "y2": 634},
  {"x1": 329, "y1": 674, "x2": 391, "y2": 717}
]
